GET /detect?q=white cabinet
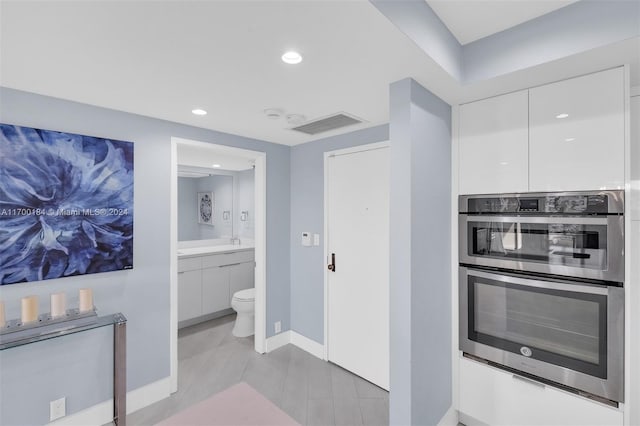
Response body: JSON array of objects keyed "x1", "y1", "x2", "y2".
[
  {"x1": 202, "y1": 266, "x2": 230, "y2": 315},
  {"x1": 178, "y1": 249, "x2": 254, "y2": 326},
  {"x1": 529, "y1": 68, "x2": 625, "y2": 192},
  {"x1": 177, "y1": 270, "x2": 201, "y2": 322},
  {"x1": 459, "y1": 357, "x2": 623, "y2": 426},
  {"x1": 459, "y1": 90, "x2": 529, "y2": 195},
  {"x1": 458, "y1": 68, "x2": 625, "y2": 195}
]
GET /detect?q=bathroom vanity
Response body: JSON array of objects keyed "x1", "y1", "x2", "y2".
[{"x1": 177, "y1": 245, "x2": 254, "y2": 328}]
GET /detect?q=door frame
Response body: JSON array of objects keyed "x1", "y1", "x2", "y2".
[
  {"x1": 323, "y1": 141, "x2": 390, "y2": 361},
  {"x1": 170, "y1": 137, "x2": 267, "y2": 393}
]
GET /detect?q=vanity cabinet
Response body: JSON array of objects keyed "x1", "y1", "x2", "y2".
[
  {"x1": 459, "y1": 90, "x2": 529, "y2": 195},
  {"x1": 529, "y1": 68, "x2": 625, "y2": 192},
  {"x1": 178, "y1": 249, "x2": 254, "y2": 326},
  {"x1": 458, "y1": 67, "x2": 625, "y2": 195}
]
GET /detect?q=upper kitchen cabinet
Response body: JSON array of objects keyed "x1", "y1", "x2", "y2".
[
  {"x1": 459, "y1": 90, "x2": 529, "y2": 195},
  {"x1": 529, "y1": 68, "x2": 625, "y2": 192}
]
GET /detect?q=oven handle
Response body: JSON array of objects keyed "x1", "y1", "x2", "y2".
[
  {"x1": 466, "y1": 268, "x2": 610, "y2": 295},
  {"x1": 464, "y1": 215, "x2": 608, "y2": 225}
]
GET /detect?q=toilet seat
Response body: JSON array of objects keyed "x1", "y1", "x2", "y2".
[{"x1": 233, "y1": 288, "x2": 255, "y2": 301}]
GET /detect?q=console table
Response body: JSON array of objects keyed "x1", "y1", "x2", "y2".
[{"x1": 0, "y1": 313, "x2": 127, "y2": 426}]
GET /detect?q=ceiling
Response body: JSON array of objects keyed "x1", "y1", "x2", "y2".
[
  {"x1": 426, "y1": 0, "x2": 579, "y2": 45},
  {"x1": 0, "y1": 1, "x2": 637, "y2": 146},
  {"x1": 177, "y1": 142, "x2": 255, "y2": 172}
]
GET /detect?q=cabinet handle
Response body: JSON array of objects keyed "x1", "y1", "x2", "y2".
[
  {"x1": 512, "y1": 374, "x2": 545, "y2": 389},
  {"x1": 219, "y1": 263, "x2": 242, "y2": 268}
]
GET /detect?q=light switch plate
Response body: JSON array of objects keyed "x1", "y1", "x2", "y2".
[{"x1": 313, "y1": 234, "x2": 320, "y2": 246}]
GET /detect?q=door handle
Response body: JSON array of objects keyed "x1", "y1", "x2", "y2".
[{"x1": 327, "y1": 253, "x2": 336, "y2": 272}]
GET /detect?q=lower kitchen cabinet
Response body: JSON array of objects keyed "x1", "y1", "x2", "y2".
[
  {"x1": 459, "y1": 356, "x2": 623, "y2": 426},
  {"x1": 178, "y1": 249, "x2": 254, "y2": 326}
]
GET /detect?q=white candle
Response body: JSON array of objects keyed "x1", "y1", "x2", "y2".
[
  {"x1": 21, "y1": 295, "x2": 39, "y2": 323},
  {"x1": 79, "y1": 288, "x2": 93, "y2": 312},
  {"x1": 50, "y1": 292, "x2": 67, "y2": 318},
  {"x1": 0, "y1": 300, "x2": 5, "y2": 327}
]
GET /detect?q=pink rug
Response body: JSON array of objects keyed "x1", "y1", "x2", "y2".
[{"x1": 156, "y1": 382, "x2": 299, "y2": 426}]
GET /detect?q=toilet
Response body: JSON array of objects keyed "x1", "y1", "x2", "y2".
[{"x1": 231, "y1": 288, "x2": 255, "y2": 337}]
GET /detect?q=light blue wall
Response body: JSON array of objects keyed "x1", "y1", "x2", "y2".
[
  {"x1": 464, "y1": 0, "x2": 640, "y2": 82},
  {"x1": 237, "y1": 169, "x2": 255, "y2": 239},
  {"x1": 389, "y1": 78, "x2": 451, "y2": 425},
  {"x1": 177, "y1": 177, "x2": 199, "y2": 241},
  {"x1": 370, "y1": 0, "x2": 463, "y2": 81},
  {"x1": 196, "y1": 175, "x2": 233, "y2": 239},
  {"x1": 0, "y1": 87, "x2": 290, "y2": 424},
  {"x1": 371, "y1": 0, "x2": 639, "y2": 84},
  {"x1": 289, "y1": 125, "x2": 389, "y2": 343}
]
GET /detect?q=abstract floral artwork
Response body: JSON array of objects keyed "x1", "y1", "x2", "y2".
[
  {"x1": 197, "y1": 192, "x2": 214, "y2": 225},
  {"x1": 0, "y1": 124, "x2": 134, "y2": 285}
]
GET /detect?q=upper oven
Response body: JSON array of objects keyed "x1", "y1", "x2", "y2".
[{"x1": 459, "y1": 191, "x2": 624, "y2": 283}]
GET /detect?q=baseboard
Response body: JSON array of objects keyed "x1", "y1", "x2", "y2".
[
  {"x1": 437, "y1": 406, "x2": 458, "y2": 426},
  {"x1": 265, "y1": 330, "x2": 324, "y2": 360},
  {"x1": 290, "y1": 331, "x2": 324, "y2": 359},
  {"x1": 47, "y1": 377, "x2": 171, "y2": 426},
  {"x1": 265, "y1": 331, "x2": 291, "y2": 352}
]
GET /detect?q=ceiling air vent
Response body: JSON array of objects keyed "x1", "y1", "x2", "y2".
[{"x1": 290, "y1": 112, "x2": 364, "y2": 135}]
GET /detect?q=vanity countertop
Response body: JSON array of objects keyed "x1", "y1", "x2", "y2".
[{"x1": 177, "y1": 245, "x2": 254, "y2": 258}]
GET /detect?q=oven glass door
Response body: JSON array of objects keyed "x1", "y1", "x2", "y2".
[
  {"x1": 466, "y1": 216, "x2": 608, "y2": 271},
  {"x1": 465, "y1": 271, "x2": 608, "y2": 378}
]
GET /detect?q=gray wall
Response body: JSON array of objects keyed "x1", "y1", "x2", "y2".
[
  {"x1": 289, "y1": 125, "x2": 389, "y2": 343},
  {"x1": 177, "y1": 177, "x2": 198, "y2": 241},
  {"x1": 196, "y1": 175, "x2": 233, "y2": 239},
  {"x1": 237, "y1": 168, "x2": 255, "y2": 239},
  {"x1": 389, "y1": 78, "x2": 452, "y2": 425},
  {"x1": 0, "y1": 87, "x2": 290, "y2": 425}
]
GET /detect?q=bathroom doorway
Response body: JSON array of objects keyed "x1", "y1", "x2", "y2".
[{"x1": 169, "y1": 137, "x2": 266, "y2": 393}]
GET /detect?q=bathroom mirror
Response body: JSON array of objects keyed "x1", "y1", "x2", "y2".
[{"x1": 178, "y1": 169, "x2": 234, "y2": 240}]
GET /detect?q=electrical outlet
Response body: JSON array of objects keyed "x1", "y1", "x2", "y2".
[
  {"x1": 274, "y1": 321, "x2": 281, "y2": 334},
  {"x1": 50, "y1": 397, "x2": 66, "y2": 421}
]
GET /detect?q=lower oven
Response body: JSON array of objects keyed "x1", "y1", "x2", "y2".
[{"x1": 459, "y1": 266, "x2": 624, "y2": 403}]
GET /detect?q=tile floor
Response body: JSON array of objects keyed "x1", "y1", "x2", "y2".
[{"x1": 127, "y1": 315, "x2": 389, "y2": 425}]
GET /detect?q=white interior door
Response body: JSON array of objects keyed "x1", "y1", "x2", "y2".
[{"x1": 326, "y1": 143, "x2": 389, "y2": 390}]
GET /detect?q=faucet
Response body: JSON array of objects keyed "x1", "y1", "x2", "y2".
[{"x1": 231, "y1": 237, "x2": 241, "y2": 245}]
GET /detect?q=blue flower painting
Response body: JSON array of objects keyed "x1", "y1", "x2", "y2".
[{"x1": 0, "y1": 124, "x2": 134, "y2": 285}]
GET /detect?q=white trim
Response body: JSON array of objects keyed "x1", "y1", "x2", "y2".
[
  {"x1": 169, "y1": 139, "x2": 178, "y2": 393},
  {"x1": 450, "y1": 105, "x2": 461, "y2": 413},
  {"x1": 291, "y1": 331, "x2": 325, "y2": 359},
  {"x1": 323, "y1": 141, "x2": 390, "y2": 364},
  {"x1": 265, "y1": 331, "x2": 291, "y2": 352},
  {"x1": 47, "y1": 377, "x2": 171, "y2": 426},
  {"x1": 437, "y1": 406, "x2": 459, "y2": 426},
  {"x1": 169, "y1": 137, "x2": 268, "y2": 396}
]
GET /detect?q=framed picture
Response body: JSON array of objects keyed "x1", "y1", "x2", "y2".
[
  {"x1": 0, "y1": 123, "x2": 134, "y2": 285},
  {"x1": 198, "y1": 192, "x2": 214, "y2": 225}
]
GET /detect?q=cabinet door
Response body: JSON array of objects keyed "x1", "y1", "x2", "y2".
[
  {"x1": 178, "y1": 270, "x2": 202, "y2": 322},
  {"x1": 202, "y1": 266, "x2": 230, "y2": 314},
  {"x1": 459, "y1": 90, "x2": 529, "y2": 195},
  {"x1": 228, "y1": 262, "x2": 255, "y2": 305},
  {"x1": 529, "y1": 68, "x2": 624, "y2": 192},
  {"x1": 459, "y1": 357, "x2": 623, "y2": 426}
]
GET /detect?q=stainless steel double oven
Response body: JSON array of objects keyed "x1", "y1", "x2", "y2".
[{"x1": 459, "y1": 191, "x2": 624, "y2": 403}]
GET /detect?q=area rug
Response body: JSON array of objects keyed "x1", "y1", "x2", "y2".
[{"x1": 155, "y1": 382, "x2": 299, "y2": 426}]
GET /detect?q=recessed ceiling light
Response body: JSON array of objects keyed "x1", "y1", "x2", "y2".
[
  {"x1": 192, "y1": 108, "x2": 207, "y2": 116},
  {"x1": 499, "y1": 161, "x2": 509, "y2": 166},
  {"x1": 212, "y1": 164, "x2": 221, "y2": 168},
  {"x1": 264, "y1": 108, "x2": 284, "y2": 119},
  {"x1": 281, "y1": 51, "x2": 303, "y2": 64},
  {"x1": 565, "y1": 137, "x2": 576, "y2": 142},
  {"x1": 556, "y1": 113, "x2": 569, "y2": 119}
]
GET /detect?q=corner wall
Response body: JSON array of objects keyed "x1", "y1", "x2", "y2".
[
  {"x1": 0, "y1": 87, "x2": 290, "y2": 425},
  {"x1": 389, "y1": 78, "x2": 452, "y2": 425}
]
